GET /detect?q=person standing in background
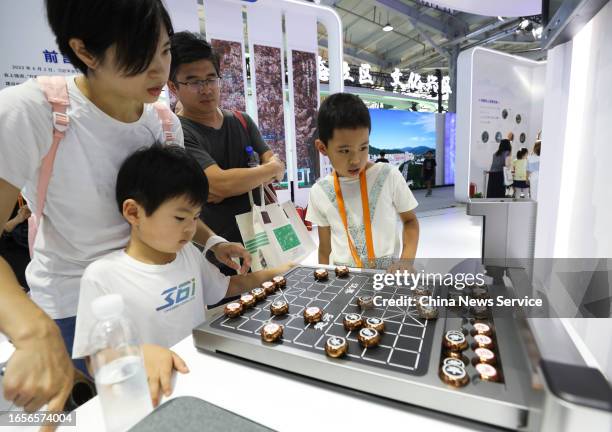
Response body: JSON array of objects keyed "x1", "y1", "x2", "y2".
[
  {"x1": 375, "y1": 151, "x2": 389, "y2": 163},
  {"x1": 487, "y1": 139, "x2": 512, "y2": 198},
  {"x1": 512, "y1": 148, "x2": 529, "y2": 198},
  {"x1": 421, "y1": 150, "x2": 436, "y2": 197},
  {"x1": 168, "y1": 32, "x2": 285, "y2": 270},
  {"x1": 527, "y1": 141, "x2": 541, "y2": 200}
]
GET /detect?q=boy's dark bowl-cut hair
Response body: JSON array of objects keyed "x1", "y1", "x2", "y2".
[
  {"x1": 317, "y1": 93, "x2": 371, "y2": 145},
  {"x1": 170, "y1": 31, "x2": 221, "y2": 82},
  {"x1": 116, "y1": 145, "x2": 208, "y2": 216},
  {"x1": 46, "y1": 0, "x2": 173, "y2": 76}
]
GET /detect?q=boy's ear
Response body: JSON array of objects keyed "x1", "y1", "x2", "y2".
[
  {"x1": 122, "y1": 199, "x2": 143, "y2": 226},
  {"x1": 315, "y1": 139, "x2": 328, "y2": 157}
]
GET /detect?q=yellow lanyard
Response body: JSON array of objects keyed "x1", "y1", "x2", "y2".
[{"x1": 333, "y1": 170, "x2": 375, "y2": 268}]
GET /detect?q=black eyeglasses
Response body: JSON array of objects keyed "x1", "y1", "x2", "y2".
[{"x1": 176, "y1": 77, "x2": 221, "y2": 93}]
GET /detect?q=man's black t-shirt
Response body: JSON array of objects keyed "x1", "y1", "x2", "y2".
[
  {"x1": 181, "y1": 110, "x2": 270, "y2": 244},
  {"x1": 423, "y1": 158, "x2": 436, "y2": 171}
]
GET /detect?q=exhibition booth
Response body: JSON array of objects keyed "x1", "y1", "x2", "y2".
[{"x1": 0, "y1": 0, "x2": 611, "y2": 431}]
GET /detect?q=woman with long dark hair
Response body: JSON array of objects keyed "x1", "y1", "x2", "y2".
[{"x1": 487, "y1": 139, "x2": 512, "y2": 198}]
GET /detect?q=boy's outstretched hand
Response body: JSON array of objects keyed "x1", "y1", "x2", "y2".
[
  {"x1": 211, "y1": 242, "x2": 252, "y2": 274},
  {"x1": 141, "y1": 344, "x2": 189, "y2": 407}
]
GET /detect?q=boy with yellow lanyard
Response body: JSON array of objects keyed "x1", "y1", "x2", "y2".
[{"x1": 306, "y1": 93, "x2": 419, "y2": 269}]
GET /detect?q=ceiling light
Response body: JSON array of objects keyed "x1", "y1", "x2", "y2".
[{"x1": 382, "y1": 23, "x2": 394, "y2": 32}]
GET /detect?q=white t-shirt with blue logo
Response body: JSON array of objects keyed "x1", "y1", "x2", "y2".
[{"x1": 72, "y1": 243, "x2": 229, "y2": 358}]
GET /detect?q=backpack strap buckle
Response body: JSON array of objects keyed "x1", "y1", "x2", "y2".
[{"x1": 52, "y1": 111, "x2": 69, "y2": 133}]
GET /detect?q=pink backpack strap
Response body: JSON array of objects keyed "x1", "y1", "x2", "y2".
[
  {"x1": 28, "y1": 76, "x2": 70, "y2": 257},
  {"x1": 153, "y1": 101, "x2": 176, "y2": 145},
  {"x1": 232, "y1": 110, "x2": 248, "y2": 131}
]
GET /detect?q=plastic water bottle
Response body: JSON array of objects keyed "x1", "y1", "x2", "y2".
[
  {"x1": 89, "y1": 295, "x2": 152, "y2": 432},
  {"x1": 246, "y1": 146, "x2": 260, "y2": 168}
]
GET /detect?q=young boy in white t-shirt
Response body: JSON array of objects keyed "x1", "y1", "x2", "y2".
[
  {"x1": 73, "y1": 145, "x2": 291, "y2": 405},
  {"x1": 306, "y1": 93, "x2": 419, "y2": 269}
]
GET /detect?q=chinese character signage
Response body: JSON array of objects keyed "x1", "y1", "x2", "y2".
[{"x1": 318, "y1": 57, "x2": 451, "y2": 101}]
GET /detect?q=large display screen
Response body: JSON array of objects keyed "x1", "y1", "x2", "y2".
[
  {"x1": 368, "y1": 109, "x2": 438, "y2": 188},
  {"x1": 369, "y1": 109, "x2": 436, "y2": 156}
]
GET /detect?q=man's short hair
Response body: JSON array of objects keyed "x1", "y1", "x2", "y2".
[
  {"x1": 380, "y1": 151, "x2": 386, "y2": 157},
  {"x1": 170, "y1": 31, "x2": 220, "y2": 82},
  {"x1": 317, "y1": 93, "x2": 371, "y2": 145},
  {"x1": 116, "y1": 145, "x2": 208, "y2": 216},
  {"x1": 46, "y1": 0, "x2": 173, "y2": 76}
]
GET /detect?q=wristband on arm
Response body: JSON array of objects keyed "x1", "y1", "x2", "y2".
[{"x1": 204, "y1": 235, "x2": 228, "y2": 254}]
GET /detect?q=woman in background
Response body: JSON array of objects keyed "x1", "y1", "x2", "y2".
[{"x1": 487, "y1": 139, "x2": 512, "y2": 198}]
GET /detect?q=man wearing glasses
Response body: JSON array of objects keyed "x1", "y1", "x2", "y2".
[{"x1": 168, "y1": 32, "x2": 285, "y2": 275}]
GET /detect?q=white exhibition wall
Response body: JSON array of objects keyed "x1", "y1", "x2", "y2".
[
  {"x1": 536, "y1": 3, "x2": 612, "y2": 259},
  {"x1": 535, "y1": 1, "x2": 612, "y2": 381},
  {"x1": 455, "y1": 36, "x2": 611, "y2": 380},
  {"x1": 455, "y1": 47, "x2": 545, "y2": 201}
]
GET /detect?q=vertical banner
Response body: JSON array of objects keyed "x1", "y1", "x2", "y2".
[
  {"x1": 0, "y1": 0, "x2": 77, "y2": 90},
  {"x1": 286, "y1": 11, "x2": 320, "y2": 197},
  {"x1": 203, "y1": 0, "x2": 247, "y2": 112},
  {"x1": 291, "y1": 50, "x2": 319, "y2": 187},
  {"x1": 211, "y1": 40, "x2": 246, "y2": 112},
  {"x1": 247, "y1": 5, "x2": 287, "y2": 184}
]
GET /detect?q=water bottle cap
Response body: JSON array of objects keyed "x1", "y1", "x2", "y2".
[
  {"x1": 246, "y1": 146, "x2": 254, "y2": 154},
  {"x1": 91, "y1": 294, "x2": 124, "y2": 321}
]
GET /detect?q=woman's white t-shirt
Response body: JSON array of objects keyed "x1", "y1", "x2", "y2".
[
  {"x1": 72, "y1": 243, "x2": 229, "y2": 358},
  {"x1": 306, "y1": 163, "x2": 418, "y2": 267},
  {"x1": 0, "y1": 77, "x2": 184, "y2": 319}
]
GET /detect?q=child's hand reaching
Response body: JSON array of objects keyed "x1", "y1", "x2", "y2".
[{"x1": 141, "y1": 344, "x2": 189, "y2": 406}]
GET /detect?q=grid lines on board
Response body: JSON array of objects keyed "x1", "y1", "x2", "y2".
[{"x1": 211, "y1": 266, "x2": 436, "y2": 375}]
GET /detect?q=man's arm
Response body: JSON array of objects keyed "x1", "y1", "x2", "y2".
[
  {"x1": 204, "y1": 155, "x2": 284, "y2": 200},
  {"x1": 0, "y1": 178, "x2": 74, "y2": 414},
  {"x1": 317, "y1": 226, "x2": 332, "y2": 265},
  {"x1": 259, "y1": 150, "x2": 274, "y2": 164},
  {"x1": 399, "y1": 210, "x2": 419, "y2": 260},
  {"x1": 193, "y1": 220, "x2": 251, "y2": 274},
  {"x1": 192, "y1": 219, "x2": 215, "y2": 247}
]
